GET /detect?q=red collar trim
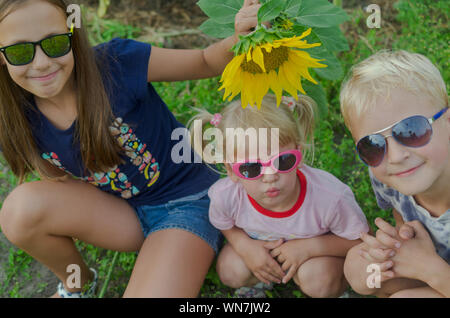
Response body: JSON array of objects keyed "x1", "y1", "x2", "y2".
[{"x1": 247, "y1": 169, "x2": 307, "y2": 218}]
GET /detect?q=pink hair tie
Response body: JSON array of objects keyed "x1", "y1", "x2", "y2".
[
  {"x1": 210, "y1": 113, "x2": 222, "y2": 127},
  {"x1": 281, "y1": 96, "x2": 296, "y2": 112}
]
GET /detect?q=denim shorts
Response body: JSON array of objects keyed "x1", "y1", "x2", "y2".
[{"x1": 133, "y1": 189, "x2": 224, "y2": 255}]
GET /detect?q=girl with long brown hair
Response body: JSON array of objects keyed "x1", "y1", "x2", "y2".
[{"x1": 0, "y1": 0, "x2": 260, "y2": 297}]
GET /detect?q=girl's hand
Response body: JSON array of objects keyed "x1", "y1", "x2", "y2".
[
  {"x1": 240, "y1": 238, "x2": 285, "y2": 284},
  {"x1": 359, "y1": 217, "x2": 418, "y2": 282},
  {"x1": 269, "y1": 239, "x2": 310, "y2": 284},
  {"x1": 234, "y1": 0, "x2": 261, "y2": 40},
  {"x1": 359, "y1": 229, "x2": 396, "y2": 283},
  {"x1": 391, "y1": 220, "x2": 439, "y2": 280},
  {"x1": 374, "y1": 217, "x2": 415, "y2": 247}
]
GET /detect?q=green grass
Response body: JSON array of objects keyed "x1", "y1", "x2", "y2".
[{"x1": 0, "y1": 0, "x2": 448, "y2": 298}]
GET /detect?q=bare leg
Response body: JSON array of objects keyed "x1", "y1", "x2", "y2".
[
  {"x1": 123, "y1": 228, "x2": 215, "y2": 297},
  {"x1": 0, "y1": 178, "x2": 144, "y2": 297},
  {"x1": 390, "y1": 287, "x2": 445, "y2": 298},
  {"x1": 215, "y1": 243, "x2": 259, "y2": 288},
  {"x1": 294, "y1": 256, "x2": 347, "y2": 298}
]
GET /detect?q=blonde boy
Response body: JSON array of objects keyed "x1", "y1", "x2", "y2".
[{"x1": 340, "y1": 50, "x2": 450, "y2": 297}]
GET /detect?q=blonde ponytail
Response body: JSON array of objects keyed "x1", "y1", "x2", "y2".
[
  {"x1": 187, "y1": 93, "x2": 318, "y2": 169},
  {"x1": 186, "y1": 107, "x2": 227, "y2": 175},
  {"x1": 289, "y1": 95, "x2": 317, "y2": 163}
]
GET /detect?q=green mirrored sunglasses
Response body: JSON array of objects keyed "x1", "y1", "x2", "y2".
[{"x1": 0, "y1": 31, "x2": 73, "y2": 66}]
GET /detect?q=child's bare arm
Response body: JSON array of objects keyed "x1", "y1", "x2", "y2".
[
  {"x1": 424, "y1": 257, "x2": 450, "y2": 297},
  {"x1": 390, "y1": 220, "x2": 450, "y2": 297},
  {"x1": 270, "y1": 234, "x2": 361, "y2": 283},
  {"x1": 221, "y1": 227, "x2": 285, "y2": 284},
  {"x1": 147, "y1": 0, "x2": 259, "y2": 82},
  {"x1": 301, "y1": 233, "x2": 362, "y2": 258}
]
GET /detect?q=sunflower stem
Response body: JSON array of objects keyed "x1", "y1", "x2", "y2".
[{"x1": 98, "y1": 251, "x2": 119, "y2": 298}]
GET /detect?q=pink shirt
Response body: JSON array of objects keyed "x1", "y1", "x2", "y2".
[{"x1": 208, "y1": 165, "x2": 369, "y2": 241}]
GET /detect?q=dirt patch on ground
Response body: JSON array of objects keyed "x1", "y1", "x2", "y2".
[{"x1": 74, "y1": 0, "x2": 214, "y2": 49}]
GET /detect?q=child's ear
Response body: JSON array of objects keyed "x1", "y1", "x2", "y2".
[{"x1": 224, "y1": 163, "x2": 239, "y2": 183}]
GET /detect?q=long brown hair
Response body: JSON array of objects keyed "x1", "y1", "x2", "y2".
[{"x1": 0, "y1": 0, "x2": 124, "y2": 183}]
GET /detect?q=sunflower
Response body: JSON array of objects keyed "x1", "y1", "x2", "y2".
[{"x1": 219, "y1": 28, "x2": 327, "y2": 109}]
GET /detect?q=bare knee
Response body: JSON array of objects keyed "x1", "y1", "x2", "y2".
[
  {"x1": 216, "y1": 245, "x2": 254, "y2": 288},
  {"x1": 344, "y1": 243, "x2": 381, "y2": 296},
  {"x1": 343, "y1": 244, "x2": 427, "y2": 298},
  {"x1": 0, "y1": 181, "x2": 50, "y2": 245},
  {"x1": 297, "y1": 257, "x2": 346, "y2": 298}
]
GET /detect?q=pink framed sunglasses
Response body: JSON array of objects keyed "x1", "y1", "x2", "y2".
[{"x1": 231, "y1": 149, "x2": 302, "y2": 180}]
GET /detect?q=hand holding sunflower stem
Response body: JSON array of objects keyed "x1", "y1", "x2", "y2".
[
  {"x1": 234, "y1": 0, "x2": 262, "y2": 42},
  {"x1": 199, "y1": 0, "x2": 350, "y2": 110}
]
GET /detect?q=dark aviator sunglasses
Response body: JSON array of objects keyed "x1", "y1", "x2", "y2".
[{"x1": 356, "y1": 107, "x2": 448, "y2": 167}]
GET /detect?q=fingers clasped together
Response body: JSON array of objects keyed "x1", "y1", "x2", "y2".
[{"x1": 359, "y1": 217, "x2": 434, "y2": 282}]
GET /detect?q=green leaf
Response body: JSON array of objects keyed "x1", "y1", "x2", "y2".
[
  {"x1": 304, "y1": 30, "x2": 344, "y2": 80},
  {"x1": 302, "y1": 81, "x2": 328, "y2": 119},
  {"x1": 197, "y1": 0, "x2": 243, "y2": 24},
  {"x1": 309, "y1": 45, "x2": 343, "y2": 80},
  {"x1": 284, "y1": 0, "x2": 302, "y2": 17},
  {"x1": 257, "y1": 0, "x2": 285, "y2": 24},
  {"x1": 312, "y1": 27, "x2": 349, "y2": 52},
  {"x1": 296, "y1": 0, "x2": 349, "y2": 27},
  {"x1": 252, "y1": 27, "x2": 267, "y2": 42},
  {"x1": 199, "y1": 19, "x2": 235, "y2": 38}
]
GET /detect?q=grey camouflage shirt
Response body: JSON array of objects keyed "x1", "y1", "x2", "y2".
[{"x1": 369, "y1": 170, "x2": 450, "y2": 264}]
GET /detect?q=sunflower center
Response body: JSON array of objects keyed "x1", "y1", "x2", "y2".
[{"x1": 240, "y1": 46, "x2": 289, "y2": 74}]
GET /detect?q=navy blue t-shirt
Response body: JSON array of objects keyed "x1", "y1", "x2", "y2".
[{"x1": 27, "y1": 38, "x2": 219, "y2": 207}]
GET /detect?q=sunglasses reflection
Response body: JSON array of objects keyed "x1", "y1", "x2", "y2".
[{"x1": 356, "y1": 107, "x2": 448, "y2": 167}]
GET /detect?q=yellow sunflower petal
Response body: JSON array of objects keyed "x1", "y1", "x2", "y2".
[
  {"x1": 227, "y1": 67, "x2": 244, "y2": 101},
  {"x1": 242, "y1": 71, "x2": 256, "y2": 108},
  {"x1": 220, "y1": 54, "x2": 245, "y2": 84},
  {"x1": 298, "y1": 28, "x2": 312, "y2": 40},
  {"x1": 292, "y1": 50, "x2": 327, "y2": 68},
  {"x1": 219, "y1": 54, "x2": 246, "y2": 100},
  {"x1": 282, "y1": 41, "x2": 321, "y2": 49},
  {"x1": 254, "y1": 73, "x2": 270, "y2": 109},
  {"x1": 247, "y1": 47, "x2": 253, "y2": 62},
  {"x1": 281, "y1": 62, "x2": 306, "y2": 95},
  {"x1": 278, "y1": 64, "x2": 299, "y2": 98},
  {"x1": 252, "y1": 46, "x2": 266, "y2": 73},
  {"x1": 289, "y1": 52, "x2": 318, "y2": 84},
  {"x1": 261, "y1": 43, "x2": 273, "y2": 53},
  {"x1": 268, "y1": 70, "x2": 282, "y2": 106}
]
